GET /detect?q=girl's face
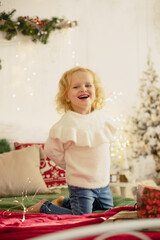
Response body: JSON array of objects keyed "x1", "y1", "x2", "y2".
[{"x1": 66, "y1": 71, "x2": 96, "y2": 114}]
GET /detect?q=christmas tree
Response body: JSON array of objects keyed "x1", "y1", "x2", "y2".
[{"x1": 126, "y1": 57, "x2": 160, "y2": 183}]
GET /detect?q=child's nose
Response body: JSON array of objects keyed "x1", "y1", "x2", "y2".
[{"x1": 80, "y1": 85, "x2": 86, "y2": 91}]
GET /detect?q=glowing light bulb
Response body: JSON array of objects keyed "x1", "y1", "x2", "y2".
[
  {"x1": 17, "y1": 107, "x2": 20, "y2": 111},
  {"x1": 105, "y1": 97, "x2": 113, "y2": 102},
  {"x1": 72, "y1": 51, "x2": 76, "y2": 59},
  {"x1": 12, "y1": 94, "x2": 16, "y2": 98},
  {"x1": 24, "y1": 67, "x2": 27, "y2": 71}
]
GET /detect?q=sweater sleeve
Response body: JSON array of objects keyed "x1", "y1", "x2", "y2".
[{"x1": 44, "y1": 136, "x2": 66, "y2": 170}]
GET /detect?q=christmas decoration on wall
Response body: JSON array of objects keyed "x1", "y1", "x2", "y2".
[
  {"x1": 126, "y1": 56, "x2": 160, "y2": 183},
  {"x1": 0, "y1": 59, "x2": 2, "y2": 70},
  {"x1": 0, "y1": 9, "x2": 77, "y2": 44}
]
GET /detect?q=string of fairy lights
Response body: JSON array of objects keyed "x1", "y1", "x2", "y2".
[
  {"x1": 8, "y1": 26, "x2": 79, "y2": 113},
  {"x1": 105, "y1": 91, "x2": 130, "y2": 169},
  {"x1": 0, "y1": 7, "x2": 79, "y2": 115}
]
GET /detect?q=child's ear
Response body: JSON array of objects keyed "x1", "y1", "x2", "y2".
[{"x1": 65, "y1": 94, "x2": 70, "y2": 102}]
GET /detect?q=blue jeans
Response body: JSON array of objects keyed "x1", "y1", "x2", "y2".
[{"x1": 40, "y1": 185, "x2": 113, "y2": 215}]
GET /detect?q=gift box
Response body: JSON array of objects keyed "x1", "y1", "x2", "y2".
[{"x1": 137, "y1": 184, "x2": 160, "y2": 218}]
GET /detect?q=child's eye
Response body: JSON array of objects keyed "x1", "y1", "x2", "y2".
[
  {"x1": 85, "y1": 84, "x2": 92, "y2": 87},
  {"x1": 73, "y1": 86, "x2": 79, "y2": 89}
]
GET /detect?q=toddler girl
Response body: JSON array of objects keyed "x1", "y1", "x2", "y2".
[{"x1": 27, "y1": 66, "x2": 116, "y2": 215}]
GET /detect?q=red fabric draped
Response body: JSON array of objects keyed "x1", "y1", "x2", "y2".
[{"x1": 0, "y1": 207, "x2": 159, "y2": 240}]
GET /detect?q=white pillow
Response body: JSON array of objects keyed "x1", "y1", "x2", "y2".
[{"x1": 0, "y1": 145, "x2": 50, "y2": 197}]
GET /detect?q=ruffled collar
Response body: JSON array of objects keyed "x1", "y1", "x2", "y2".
[
  {"x1": 50, "y1": 110, "x2": 116, "y2": 147},
  {"x1": 66, "y1": 110, "x2": 98, "y2": 119}
]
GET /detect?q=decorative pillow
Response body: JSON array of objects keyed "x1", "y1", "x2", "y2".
[
  {"x1": 14, "y1": 142, "x2": 67, "y2": 188},
  {"x1": 0, "y1": 145, "x2": 50, "y2": 197}
]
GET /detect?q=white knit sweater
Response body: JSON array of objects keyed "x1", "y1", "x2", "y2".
[{"x1": 44, "y1": 110, "x2": 116, "y2": 189}]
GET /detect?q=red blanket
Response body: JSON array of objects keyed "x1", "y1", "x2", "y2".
[{"x1": 0, "y1": 207, "x2": 160, "y2": 240}]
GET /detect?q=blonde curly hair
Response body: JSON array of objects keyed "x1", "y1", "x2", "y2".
[{"x1": 55, "y1": 66, "x2": 106, "y2": 113}]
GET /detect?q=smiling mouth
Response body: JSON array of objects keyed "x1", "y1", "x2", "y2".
[{"x1": 78, "y1": 94, "x2": 89, "y2": 99}]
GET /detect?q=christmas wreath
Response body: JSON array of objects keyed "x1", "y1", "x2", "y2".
[{"x1": 0, "y1": 9, "x2": 77, "y2": 44}]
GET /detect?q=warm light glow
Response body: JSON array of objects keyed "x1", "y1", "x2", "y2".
[{"x1": 107, "y1": 90, "x2": 129, "y2": 168}]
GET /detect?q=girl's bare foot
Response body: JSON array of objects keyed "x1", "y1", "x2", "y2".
[
  {"x1": 51, "y1": 196, "x2": 64, "y2": 206},
  {"x1": 27, "y1": 199, "x2": 47, "y2": 213}
]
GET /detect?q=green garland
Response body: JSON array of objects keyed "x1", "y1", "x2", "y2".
[
  {"x1": 0, "y1": 139, "x2": 10, "y2": 153},
  {"x1": 0, "y1": 59, "x2": 2, "y2": 70},
  {"x1": 0, "y1": 9, "x2": 77, "y2": 44}
]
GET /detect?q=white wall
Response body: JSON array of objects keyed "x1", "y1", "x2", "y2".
[{"x1": 0, "y1": 0, "x2": 160, "y2": 143}]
